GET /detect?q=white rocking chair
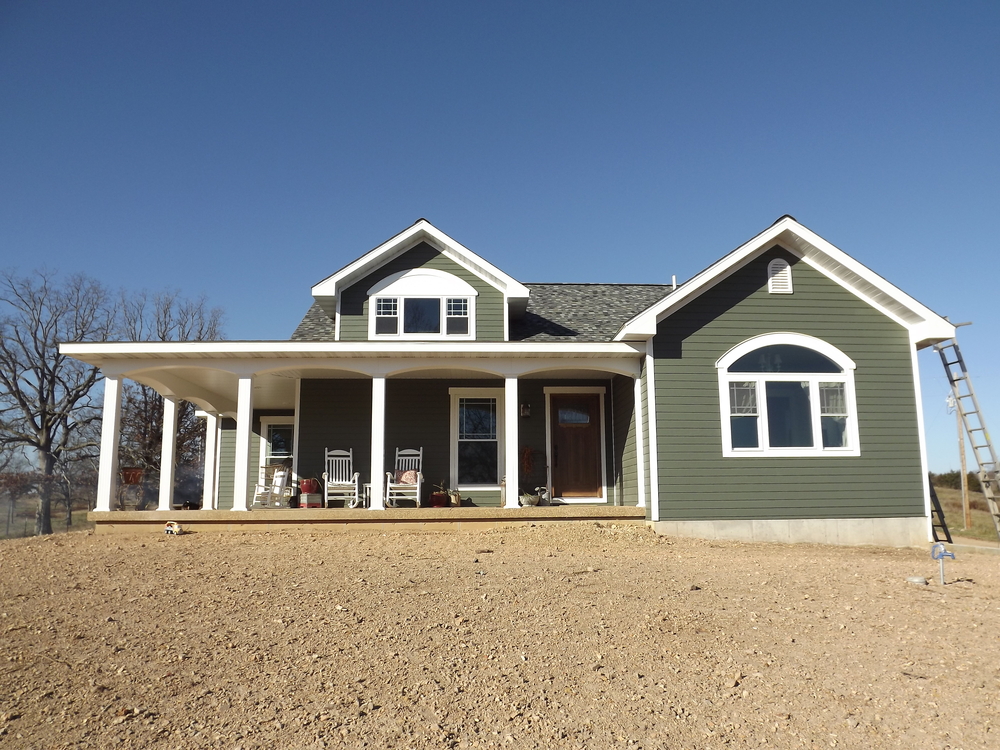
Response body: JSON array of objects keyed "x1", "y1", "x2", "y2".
[
  {"x1": 252, "y1": 464, "x2": 293, "y2": 508},
  {"x1": 323, "y1": 448, "x2": 362, "y2": 508},
  {"x1": 385, "y1": 447, "x2": 423, "y2": 508}
]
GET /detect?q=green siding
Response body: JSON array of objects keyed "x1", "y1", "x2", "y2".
[
  {"x1": 215, "y1": 412, "x2": 292, "y2": 510},
  {"x1": 338, "y1": 242, "x2": 505, "y2": 341},
  {"x1": 612, "y1": 374, "x2": 638, "y2": 506},
  {"x1": 297, "y1": 380, "x2": 373, "y2": 506},
  {"x1": 653, "y1": 246, "x2": 923, "y2": 521}
]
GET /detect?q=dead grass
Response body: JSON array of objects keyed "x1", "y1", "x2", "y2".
[{"x1": 933, "y1": 484, "x2": 1000, "y2": 543}]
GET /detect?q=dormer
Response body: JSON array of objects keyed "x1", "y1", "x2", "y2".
[{"x1": 310, "y1": 220, "x2": 530, "y2": 342}]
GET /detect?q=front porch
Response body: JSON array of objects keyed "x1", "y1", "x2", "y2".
[{"x1": 88, "y1": 504, "x2": 648, "y2": 534}]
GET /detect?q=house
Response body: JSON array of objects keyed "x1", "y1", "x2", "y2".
[{"x1": 62, "y1": 216, "x2": 954, "y2": 545}]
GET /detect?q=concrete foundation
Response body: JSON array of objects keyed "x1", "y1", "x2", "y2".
[
  {"x1": 88, "y1": 505, "x2": 647, "y2": 534},
  {"x1": 650, "y1": 516, "x2": 929, "y2": 548}
]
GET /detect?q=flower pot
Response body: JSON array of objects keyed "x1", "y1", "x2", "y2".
[
  {"x1": 428, "y1": 492, "x2": 450, "y2": 508},
  {"x1": 300, "y1": 478, "x2": 320, "y2": 494}
]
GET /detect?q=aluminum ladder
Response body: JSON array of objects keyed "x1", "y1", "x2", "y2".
[{"x1": 935, "y1": 338, "x2": 1000, "y2": 541}]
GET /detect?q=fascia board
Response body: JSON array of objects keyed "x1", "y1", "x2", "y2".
[
  {"x1": 614, "y1": 220, "x2": 791, "y2": 340},
  {"x1": 311, "y1": 220, "x2": 529, "y2": 302},
  {"x1": 614, "y1": 217, "x2": 954, "y2": 343},
  {"x1": 60, "y1": 340, "x2": 645, "y2": 363}
]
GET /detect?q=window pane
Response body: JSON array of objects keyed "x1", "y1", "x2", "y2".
[
  {"x1": 266, "y1": 425, "x2": 294, "y2": 461},
  {"x1": 729, "y1": 345, "x2": 842, "y2": 373},
  {"x1": 375, "y1": 316, "x2": 398, "y2": 334},
  {"x1": 446, "y1": 316, "x2": 469, "y2": 335},
  {"x1": 459, "y1": 398, "x2": 496, "y2": 439},
  {"x1": 821, "y1": 416, "x2": 848, "y2": 448},
  {"x1": 375, "y1": 298, "x2": 397, "y2": 316},
  {"x1": 558, "y1": 408, "x2": 590, "y2": 425},
  {"x1": 446, "y1": 298, "x2": 468, "y2": 316},
  {"x1": 403, "y1": 298, "x2": 441, "y2": 333},
  {"x1": 819, "y1": 383, "x2": 847, "y2": 415},
  {"x1": 730, "y1": 416, "x2": 759, "y2": 448},
  {"x1": 729, "y1": 381, "x2": 757, "y2": 414},
  {"x1": 766, "y1": 381, "x2": 813, "y2": 447},
  {"x1": 458, "y1": 441, "x2": 498, "y2": 484}
]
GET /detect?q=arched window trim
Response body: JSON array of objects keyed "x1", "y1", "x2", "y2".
[{"x1": 716, "y1": 333, "x2": 860, "y2": 458}]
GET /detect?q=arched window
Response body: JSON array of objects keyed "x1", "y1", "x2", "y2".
[
  {"x1": 367, "y1": 268, "x2": 478, "y2": 340},
  {"x1": 716, "y1": 333, "x2": 860, "y2": 457}
]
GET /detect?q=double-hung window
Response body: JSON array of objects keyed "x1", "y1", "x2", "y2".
[
  {"x1": 450, "y1": 388, "x2": 504, "y2": 489},
  {"x1": 718, "y1": 334, "x2": 860, "y2": 457}
]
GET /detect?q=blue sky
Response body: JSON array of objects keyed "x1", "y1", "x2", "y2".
[{"x1": 1, "y1": 1, "x2": 997, "y2": 473}]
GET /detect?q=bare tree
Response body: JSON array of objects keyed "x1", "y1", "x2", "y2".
[
  {"x1": 117, "y1": 290, "x2": 225, "y2": 508},
  {"x1": 0, "y1": 270, "x2": 116, "y2": 534}
]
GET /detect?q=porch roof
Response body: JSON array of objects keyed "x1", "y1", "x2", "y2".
[{"x1": 60, "y1": 339, "x2": 646, "y2": 364}]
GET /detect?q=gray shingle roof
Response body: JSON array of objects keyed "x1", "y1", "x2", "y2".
[
  {"x1": 511, "y1": 284, "x2": 672, "y2": 342},
  {"x1": 290, "y1": 283, "x2": 673, "y2": 343}
]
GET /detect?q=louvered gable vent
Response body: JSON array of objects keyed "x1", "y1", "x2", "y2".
[{"x1": 767, "y1": 258, "x2": 793, "y2": 294}]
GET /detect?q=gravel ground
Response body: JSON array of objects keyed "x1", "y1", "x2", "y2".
[{"x1": 1, "y1": 523, "x2": 998, "y2": 749}]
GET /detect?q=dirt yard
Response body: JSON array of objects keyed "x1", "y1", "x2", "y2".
[{"x1": 1, "y1": 524, "x2": 997, "y2": 749}]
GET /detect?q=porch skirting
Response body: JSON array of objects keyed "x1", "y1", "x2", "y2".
[
  {"x1": 88, "y1": 505, "x2": 647, "y2": 535},
  {"x1": 650, "y1": 516, "x2": 929, "y2": 548}
]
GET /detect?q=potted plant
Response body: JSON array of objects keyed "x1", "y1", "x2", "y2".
[
  {"x1": 429, "y1": 481, "x2": 452, "y2": 508},
  {"x1": 299, "y1": 477, "x2": 321, "y2": 495}
]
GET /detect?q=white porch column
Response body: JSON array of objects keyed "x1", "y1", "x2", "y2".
[
  {"x1": 504, "y1": 377, "x2": 519, "y2": 508},
  {"x1": 157, "y1": 397, "x2": 178, "y2": 511},
  {"x1": 369, "y1": 376, "x2": 386, "y2": 510},
  {"x1": 633, "y1": 375, "x2": 646, "y2": 508},
  {"x1": 95, "y1": 375, "x2": 122, "y2": 512},
  {"x1": 201, "y1": 412, "x2": 220, "y2": 510},
  {"x1": 644, "y1": 346, "x2": 660, "y2": 521},
  {"x1": 232, "y1": 376, "x2": 254, "y2": 511}
]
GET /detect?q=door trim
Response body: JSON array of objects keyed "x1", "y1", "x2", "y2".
[{"x1": 544, "y1": 386, "x2": 607, "y2": 504}]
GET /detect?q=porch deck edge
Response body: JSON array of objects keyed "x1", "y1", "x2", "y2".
[{"x1": 88, "y1": 505, "x2": 648, "y2": 534}]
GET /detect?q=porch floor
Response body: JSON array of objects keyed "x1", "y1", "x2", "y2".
[{"x1": 88, "y1": 505, "x2": 647, "y2": 534}]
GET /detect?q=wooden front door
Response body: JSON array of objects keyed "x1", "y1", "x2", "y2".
[{"x1": 550, "y1": 393, "x2": 603, "y2": 499}]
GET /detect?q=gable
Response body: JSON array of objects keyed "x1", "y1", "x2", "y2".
[
  {"x1": 338, "y1": 242, "x2": 505, "y2": 341},
  {"x1": 616, "y1": 217, "x2": 954, "y2": 348}
]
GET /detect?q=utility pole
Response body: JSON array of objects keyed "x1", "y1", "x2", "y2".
[{"x1": 957, "y1": 402, "x2": 971, "y2": 529}]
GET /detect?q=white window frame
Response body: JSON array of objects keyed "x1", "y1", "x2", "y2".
[
  {"x1": 258, "y1": 416, "x2": 296, "y2": 480},
  {"x1": 716, "y1": 333, "x2": 860, "y2": 458},
  {"x1": 367, "y1": 268, "x2": 478, "y2": 340},
  {"x1": 449, "y1": 387, "x2": 504, "y2": 492}
]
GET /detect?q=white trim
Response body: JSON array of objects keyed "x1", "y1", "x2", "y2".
[
  {"x1": 60, "y1": 340, "x2": 645, "y2": 360},
  {"x1": 95, "y1": 375, "x2": 122, "y2": 512},
  {"x1": 504, "y1": 378, "x2": 519, "y2": 508},
  {"x1": 292, "y1": 379, "x2": 301, "y2": 484},
  {"x1": 232, "y1": 376, "x2": 253, "y2": 511},
  {"x1": 334, "y1": 296, "x2": 341, "y2": 341},
  {"x1": 644, "y1": 346, "x2": 660, "y2": 521},
  {"x1": 615, "y1": 216, "x2": 955, "y2": 347},
  {"x1": 909, "y1": 333, "x2": 934, "y2": 541},
  {"x1": 258, "y1": 416, "x2": 296, "y2": 484},
  {"x1": 449, "y1": 387, "x2": 506, "y2": 493},
  {"x1": 716, "y1": 332, "x2": 857, "y2": 371},
  {"x1": 543, "y1": 386, "x2": 608, "y2": 504},
  {"x1": 201, "y1": 412, "x2": 219, "y2": 510},
  {"x1": 633, "y1": 374, "x2": 646, "y2": 509},
  {"x1": 367, "y1": 268, "x2": 478, "y2": 297},
  {"x1": 369, "y1": 377, "x2": 386, "y2": 509},
  {"x1": 716, "y1": 334, "x2": 860, "y2": 458},
  {"x1": 158, "y1": 397, "x2": 178, "y2": 511}
]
